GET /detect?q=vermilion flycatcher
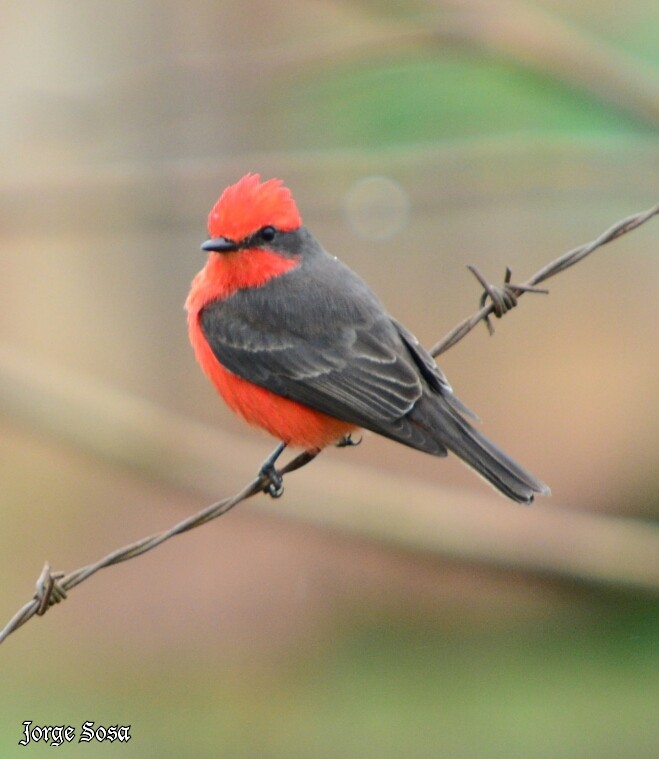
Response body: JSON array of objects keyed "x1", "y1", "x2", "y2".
[{"x1": 187, "y1": 174, "x2": 549, "y2": 503}]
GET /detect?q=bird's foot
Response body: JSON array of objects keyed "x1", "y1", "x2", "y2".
[
  {"x1": 259, "y1": 462, "x2": 284, "y2": 498},
  {"x1": 258, "y1": 442, "x2": 287, "y2": 498},
  {"x1": 336, "y1": 433, "x2": 362, "y2": 448}
]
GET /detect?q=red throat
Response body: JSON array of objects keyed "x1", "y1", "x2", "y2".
[{"x1": 187, "y1": 246, "x2": 300, "y2": 308}]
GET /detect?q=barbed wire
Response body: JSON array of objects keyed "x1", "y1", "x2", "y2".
[
  {"x1": 430, "y1": 202, "x2": 659, "y2": 356},
  {"x1": 1, "y1": 202, "x2": 657, "y2": 645}
]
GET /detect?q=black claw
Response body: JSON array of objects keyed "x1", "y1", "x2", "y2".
[
  {"x1": 336, "y1": 433, "x2": 362, "y2": 448},
  {"x1": 259, "y1": 462, "x2": 284, "y2": 498},
  {"x1": 257, "y1": 442, "x2": 287, "y2": 498}
]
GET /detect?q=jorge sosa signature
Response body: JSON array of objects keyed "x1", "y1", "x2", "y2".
[{"x1": 19, "y1": 720, "x2": 131, "y2": 747}]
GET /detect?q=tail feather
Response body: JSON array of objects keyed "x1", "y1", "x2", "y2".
[{"x1": 413, "y1": 397, "x2": 550, "y2": 504}]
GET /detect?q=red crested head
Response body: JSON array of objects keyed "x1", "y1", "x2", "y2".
[{"x1": 207, "y1": 173, "x2": 302, "y2": 242}]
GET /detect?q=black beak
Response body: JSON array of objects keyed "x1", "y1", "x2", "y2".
[{"x1": 201, "y1": 237, "x2": 239, "y2": 253}]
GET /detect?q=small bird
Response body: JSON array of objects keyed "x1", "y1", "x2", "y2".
[{"x1": 186, "y1": 174, "x2": 549, "y2": 503}]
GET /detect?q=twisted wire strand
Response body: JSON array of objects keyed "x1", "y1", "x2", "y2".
[{"x1": 430, "y1": 203, "x2": 659, "y2": 356}]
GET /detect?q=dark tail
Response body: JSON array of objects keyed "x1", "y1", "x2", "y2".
[{"x1": 413, "y1": 397, "x2": 550, "y2": 504}]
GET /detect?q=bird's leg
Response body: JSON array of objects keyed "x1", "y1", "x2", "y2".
[
  {"x1": 258, "y1": 441, "x2": 287, "y2": 498},
  {"x1": 335, "y1": 433, "x2": 362, "y2": 448}
]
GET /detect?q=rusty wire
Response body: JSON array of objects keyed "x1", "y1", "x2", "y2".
[{"x1": 1, "y1": 202, "x2": 657, "y2": 645}]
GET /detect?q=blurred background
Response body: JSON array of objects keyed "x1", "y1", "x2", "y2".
[{"x1": 1, "y1": 1, "x2": 657, "y2": 756}]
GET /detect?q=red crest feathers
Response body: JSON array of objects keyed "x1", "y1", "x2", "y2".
[{"x1": 208, "y1": 173, "x2": 302, "y2": 241}]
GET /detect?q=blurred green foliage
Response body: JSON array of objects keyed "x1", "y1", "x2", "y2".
[
  {"x1": 2, "y1": 604, "x2": 657, "y2": 758},
  {"x1": 283, "y1": 57, "x2": 650, "y2": 149}
]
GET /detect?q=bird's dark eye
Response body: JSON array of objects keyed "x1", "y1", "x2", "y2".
[{"x1": 260, "y1": 226, "x2": 277, "y2": 242}]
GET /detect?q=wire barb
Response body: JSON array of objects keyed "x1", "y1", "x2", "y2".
[
  {"x1": 0, "y1": 202, "x2": 656, "y2": 646},
  {"x1": 34, "y1": 562, "x2": 67, "y2": 616},
  {"x1": 467, "y1": 265, "x2": 549, "y2": 335},
  {"x1": 430, "y1": 202, "x2": 659, "y2": 357}
]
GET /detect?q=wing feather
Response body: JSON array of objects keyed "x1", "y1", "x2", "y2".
[{"x1": 199, "y1": 256, "x2": 423, "y2": 427}]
